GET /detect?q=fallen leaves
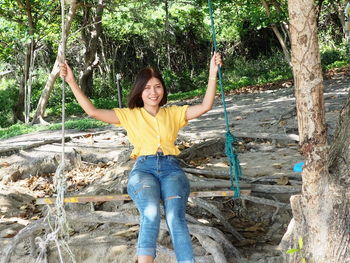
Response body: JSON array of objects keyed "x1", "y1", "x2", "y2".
[{"x1": 24, "y1": 162, "x2": 115, "y2": 197}]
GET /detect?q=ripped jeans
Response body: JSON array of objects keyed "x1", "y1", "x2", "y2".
[{"x1": 127, "y1": 152, "x2": 195, "y2": 263}]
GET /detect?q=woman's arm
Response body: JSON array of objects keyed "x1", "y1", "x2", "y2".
[
  {"x1": 59, "y1": 61, "x2": 120, "y2": 124},
  {"x1": 185, "y1": 52, "x2": 222, "y2": 121}
]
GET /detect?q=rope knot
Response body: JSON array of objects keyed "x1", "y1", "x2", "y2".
[{"x1": 225, "y1": 132, "x2": 235, "y2": 158}]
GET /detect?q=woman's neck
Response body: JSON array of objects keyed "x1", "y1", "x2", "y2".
[{"x1": 143, "y1": 105, "x2": 160, "y2": 117}]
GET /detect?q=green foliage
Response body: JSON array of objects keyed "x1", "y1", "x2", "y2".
[
  {"x1": 93, "y1": 98, "x2": 120, "y2": 109},
  {"x1": 321, "y1": 49, "x2": 344, "y2": 66},
  {"x1": 47, "y1": 101, "x2": 84, "y2": 117},
  {"x1": 286, "y1": 237, "x2": 307, "y2": 263},
  {"x1": 0, "y1": 0, "x2": 346, "y2": 136},
  {"x1": 225, "y1": 50, "x2": 292, "y2": 86},
  {"x1": 324, "y1": 60, "x2": 348, "y2": 70},
  {"x1": 0, "y1": 78, "x2": 18, "y2": 128},
  {"x1": 163, "y1": 69, "x2": 199, "y2": 93},
  {"x1": 0, "y1": 0, "x2": 60, "y2": 63},
  {"x1": 318, "y1": 0, "x2": 344, "y2": 47},
  {"x1": 47, "y1": 98, "x2": 121, "y2": 118},
  {"x1": 169, "y1": 51, "x2": 292, "y2": 100},
  {"x1": 48, "y1": 119, "x2": 108, "y2": 131},
  {"x1": 320, "y1": 44, "x2": 348, "y2": 68},
  {"x1": 0, "y1": 123, "x2": 40, "y2": 140},
  {"x1": 0, "y1": 119, "x2": 108, "y2": 140}
]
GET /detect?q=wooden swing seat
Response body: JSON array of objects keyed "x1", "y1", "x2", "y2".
[{"x1": 36, "y1": 189, "x2": 251, "y2": 205}]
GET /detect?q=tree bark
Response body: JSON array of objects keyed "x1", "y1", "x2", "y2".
[
  {"x1": 280, "y1": 1, "x2": 350, "y2": 262},
  {"x1": 79, "y1": 0, "x2": 104, "y2": 97},
  {"x1": 31, "y1": 1, "x2": 78, "y2": 124}
]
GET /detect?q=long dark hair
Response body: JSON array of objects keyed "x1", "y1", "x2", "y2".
[{"x1": 128, "y1": 67, "x2": 168, "y2": 109}]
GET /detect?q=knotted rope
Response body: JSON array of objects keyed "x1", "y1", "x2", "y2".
[
  {"x1": 208, "y1": 0, "x2": 242, "y2": 198},
  {"x1": 35, "y1": 0, "x2": 76, "y2": 262}
]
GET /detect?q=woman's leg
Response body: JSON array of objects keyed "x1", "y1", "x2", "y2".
[
  {"x1": 137, "y1": 255, "x2": 154, "y2": 263},
  {"x1": 128, "y1": 171, "x2": 161, "y2": 262},
  {"x1": 160, "y1": 171, "x2": 194, "y2": 263}
]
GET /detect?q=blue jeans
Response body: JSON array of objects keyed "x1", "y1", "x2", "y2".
[{"x1": 127, "y1": 152, "x2": 195, "y2": 263}]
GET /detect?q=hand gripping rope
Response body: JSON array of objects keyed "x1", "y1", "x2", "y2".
[{"x1": 208, "y1": 0, "x2": 242, "y2": 198}]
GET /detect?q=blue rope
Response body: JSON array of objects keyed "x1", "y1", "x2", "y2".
[{"x1": 208, "y1": 0, "x2": 242, "y2": 198}]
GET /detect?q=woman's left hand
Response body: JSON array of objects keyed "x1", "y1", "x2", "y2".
[{"x1": 209, "y1": 52, "x2": 223, "y2": 76}]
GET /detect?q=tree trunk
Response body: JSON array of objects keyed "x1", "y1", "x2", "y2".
[
  {"x1": 261, "y1": 0, "x2": 291, "y2": 65},
  {"x1": 164, "y1": 0, "x2": 171, "y2": 69},
  {"x1": 345, "y1": 1, "x2": 350, "y2": 61},
  {"x1": 79, "y1": 0, "x2": 104, "y2": 97},
  {"x1": 31, "y1": 1, "x2": 78, "y2": 124},
  {"x1": 279, "y1": 1, "x2": 350, "y2": 262},
  {"x1": 13, "y1": 0, "x2": 36, "y2": 123},
  {"x1": 13, "y1": 48, "x2": 28, "y2": 123}
]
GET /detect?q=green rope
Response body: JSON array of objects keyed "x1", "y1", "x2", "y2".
[{"x1": 208, "y1": 0, "x2": 242, "y2": 198}]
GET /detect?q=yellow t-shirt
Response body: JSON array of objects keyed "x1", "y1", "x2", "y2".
[{"x1": 114, "y1": 105, "x2": 189, "y2": 159}]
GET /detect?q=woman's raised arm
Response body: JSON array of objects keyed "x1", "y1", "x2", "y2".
[
  {"x1": 185, "y1": 52, "x2": 222, "y2": 121},
  {"x1": 59, "y1": 61, "x2": 120, "y2": 124}
]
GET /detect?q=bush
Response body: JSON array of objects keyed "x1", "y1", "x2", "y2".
[
  {"x1": 320, "y1": 41, "x2": 348, "y2": 69},
  {"x1": 0, "y1": 78, "x2": 18, "y2": 128},
  {"x1": 321, "y1": 49, "x2": 346, "y2": 66}
]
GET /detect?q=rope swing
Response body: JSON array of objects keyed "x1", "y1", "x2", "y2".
[
  {"x1": 208, "y1": 0, "x2": 242, "y2": 198},
  {"x1": 35, "y1": 0, "x2": 76, "y2": 262}
]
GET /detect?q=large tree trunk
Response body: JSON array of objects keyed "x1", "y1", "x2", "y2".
[
  {"x1": 79, "y1": 0, "x2": 104, "y2": 97},
  {"x1": 31, "y1": 1, "x2": 78, "y2": 124},
  {"x1": 279, "y1": 1, "x2": 350, "y2": 262}
]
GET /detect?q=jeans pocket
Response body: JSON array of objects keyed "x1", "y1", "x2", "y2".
[{"x1": 136, "y1": 156, "x2": 146, "y2": 164}]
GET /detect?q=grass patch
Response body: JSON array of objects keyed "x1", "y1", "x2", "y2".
[{"x1": 0, "y1": 118, "x2": 108, "y2": 140}]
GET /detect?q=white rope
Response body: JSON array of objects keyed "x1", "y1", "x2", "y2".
[{"x1": 35, "y1": 0, "x2": 76, "y2": 262}]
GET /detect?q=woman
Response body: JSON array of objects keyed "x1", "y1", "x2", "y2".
[{"x1": 60, "y1": 52, "x2": 222, "y2": 263}]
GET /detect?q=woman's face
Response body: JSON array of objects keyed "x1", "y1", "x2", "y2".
[{"x1": 141, "y1": 77, "x2": 164, "y2": 108}]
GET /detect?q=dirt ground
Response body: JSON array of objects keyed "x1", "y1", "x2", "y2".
[{"x1": 0, "y1": 72, "x2": 349, "y2": 263}]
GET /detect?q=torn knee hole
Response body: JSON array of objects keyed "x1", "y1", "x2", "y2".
[
  {"x1": 166, "y1": 195, "x2": 181, "y2": 200},
  {"x1": 134, "y1": 185, "x2": 151, "y2": 194}
]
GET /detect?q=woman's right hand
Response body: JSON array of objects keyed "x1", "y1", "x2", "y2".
[{"x1": 59, "y1": 61, "x2": 75, "y2": 84}]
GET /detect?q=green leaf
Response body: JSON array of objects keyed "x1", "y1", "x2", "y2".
[
  {"x1": 286, "y1": 248, "x2": 299, "y2": 254},
  {"x1": 298, "y1": 237, "x2": 303, "y2": 249},
  {"x1": 301, "y1": 258, "x2": 307, "y2": 263}
]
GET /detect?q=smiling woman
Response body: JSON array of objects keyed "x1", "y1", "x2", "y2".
[
  {"x1": 59, "y1": 52, "x2": 221, "y2": 263},
  {"x1": 128, "y1": 67, "x2": 167, "y2": 113}
]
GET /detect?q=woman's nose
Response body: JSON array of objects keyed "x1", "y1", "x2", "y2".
[{"x1": 150, "y1": 87, "x2": 157, "y2": 94}]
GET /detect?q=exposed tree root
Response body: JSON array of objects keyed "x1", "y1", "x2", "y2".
[{"x1": 2, "y1": 210, "x2": 242, "y2": 263}]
